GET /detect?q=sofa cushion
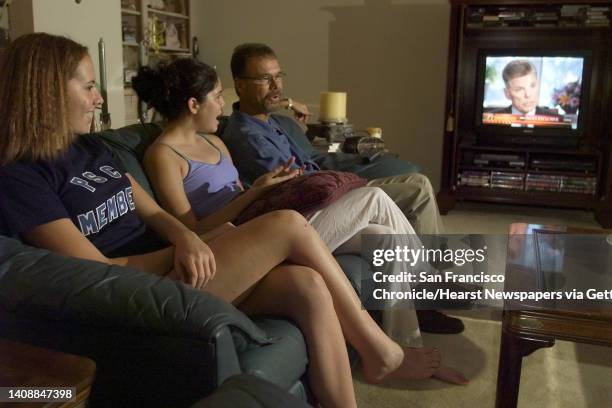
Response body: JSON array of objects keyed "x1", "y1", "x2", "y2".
[
  {"x1": 85, "y1": 123, "x2": 163, "y2": 199},
  {"x1": 316, "y1": 152, "x2": 421, "y2": 180},
  {"x1": 191, "y1": 374, "x2": 311, "y2": 408},
  {"x1": 239, "y1": 316, "x2": 308, "y2": 391}
]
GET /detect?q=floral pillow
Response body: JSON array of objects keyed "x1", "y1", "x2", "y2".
[{"x1": 235, "y1": 170, "x2": 367, "y2": 225}]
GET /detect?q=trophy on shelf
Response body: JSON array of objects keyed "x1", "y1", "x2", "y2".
[{"x1": 147, "y1": 16, "x2": 165, "y2": 55}]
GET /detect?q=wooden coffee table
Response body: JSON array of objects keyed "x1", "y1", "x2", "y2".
[{"x1": 495, "y1": 223, "x2": 612, "y2": 408}]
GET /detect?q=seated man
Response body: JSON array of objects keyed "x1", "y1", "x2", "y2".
[
  {"x1": 221, "y1": 42, "x2": 444, "y2": 237},
  {"x1": 222, "y1": 43, "x2": 463, "y2": 334}
]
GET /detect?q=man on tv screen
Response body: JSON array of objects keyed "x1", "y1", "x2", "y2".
[
  {"x1": 481, "y1": 55, "x2": 584, "y2": 129},
  {"x1": 493, "y1": 60, "x2": 558, "y2": 116}
]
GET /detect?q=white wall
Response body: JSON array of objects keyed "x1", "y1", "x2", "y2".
[
  {"x1": 192, "y1": 0, "x2": 449, "y2": 189},
  {"x1": 9, "y1": 0, "x2": 125, "y2": 127},
  {"x1": 7, "y1": 0, "x2": 33, "y2": 37},
  {"x1": 191, "y1": 0, "x2": 337, "y2": 113}
]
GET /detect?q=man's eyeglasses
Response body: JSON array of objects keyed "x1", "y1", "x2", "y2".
[{"x1": 240, "y1": 72, "x2": 287, "y2": 85}]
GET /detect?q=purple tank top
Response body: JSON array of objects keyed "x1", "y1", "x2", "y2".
[{"x1": 159, "y1": 138, "x2": 242, "y2": 219}]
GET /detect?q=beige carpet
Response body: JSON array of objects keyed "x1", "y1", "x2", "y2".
[{"x1": 353, "y1": 202, "x2": 612, "y2": 408}]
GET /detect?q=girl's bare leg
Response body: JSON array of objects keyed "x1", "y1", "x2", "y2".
[
  {"x1": 238, "y1": 265, "x2": 357, "y2": 408},
  {"x1": 200, "y1": 210, "x2": 443, "y2": 384},
  {"x1": 335, "y1": 224, "x2": 469, "y2": 385}
]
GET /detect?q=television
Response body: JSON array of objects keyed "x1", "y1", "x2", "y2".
[{"x1": 474, "y1": 50, "x2": 591, "y2": 146}]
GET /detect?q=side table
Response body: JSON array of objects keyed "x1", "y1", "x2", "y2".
[{"x1": 0, "y1": 338, "x2": 96, "y2": 408}]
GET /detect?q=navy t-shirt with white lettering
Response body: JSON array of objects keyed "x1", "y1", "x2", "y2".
[{"x1": 0, "y1": 137, "x2": 146, "y2": 255}]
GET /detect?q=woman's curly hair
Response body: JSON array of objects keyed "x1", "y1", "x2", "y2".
[{"x1": 0, "y1": 33, "x2": 88, "y2": 164}]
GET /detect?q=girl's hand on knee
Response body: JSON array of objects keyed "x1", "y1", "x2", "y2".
[{"x1": 173, "y1": 231, "x2": 216, "y2": 288}]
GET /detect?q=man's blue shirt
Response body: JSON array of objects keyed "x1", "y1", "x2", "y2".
[{"x1": 222, "y1": 104, "x2": 320, "y2": 185}]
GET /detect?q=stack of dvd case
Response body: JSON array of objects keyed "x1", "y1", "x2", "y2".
[
  {"x1": 526, "y1": 174, "x2": 562, "y2": 192},
  {"x1": 491, "y1": 172, "x2": 524, "y2": 190},
  {"x1": 560, "y1": 176, "x2": 597, "y2": 195},
  {"x1": 457, "y1": 170, "x2": 490, "y2": 187}
]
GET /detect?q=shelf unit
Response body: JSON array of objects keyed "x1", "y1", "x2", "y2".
[
  {"x1": 464, "y1": 3, "x2": 611, "y2": 29},
  {"x1": 148, "y1": 8, "x2": 190, "y2": 19},
  {"x1": 121, "y1": 8, "x2": 141, "y2": 16},
  {"x1": 455, "y1": 145, "x2": 600, "y2": 198},
  {"x1": 437, "y1": 0, "x2": 612, "y2": 227},
  {"x1": 121, "y1": 0, "x2": 191, "y2": 125},
  {"x1": 121, "y1": 0, "x2": 191, "y2": 86}
]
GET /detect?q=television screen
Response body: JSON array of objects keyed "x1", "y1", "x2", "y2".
[{"x1": 481, "y1": 55, "x2": 584, "y2": 130}]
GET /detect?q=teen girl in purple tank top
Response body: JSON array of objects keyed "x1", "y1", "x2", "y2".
[
  {"x1": 155, "y1": 137, "x2": 242, "y2": 219},
  {"x1": 133, "y1": 58, "x2": 468, "y2": 386}
]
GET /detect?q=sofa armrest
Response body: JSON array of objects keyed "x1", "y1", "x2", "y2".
[
  {"x1": 0, "y1": 236, "x2": 270, "y2": 348},
  {"x1": 313, "y1": 151, "x2": 421, "y2": 180},
  {"x1": 0, "y1": 236, "x2": 280, "y2": 406}
]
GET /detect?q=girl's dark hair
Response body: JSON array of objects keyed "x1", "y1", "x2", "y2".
[{"x1": 132, "y1": 58, "x2": 218, "y2": 121}]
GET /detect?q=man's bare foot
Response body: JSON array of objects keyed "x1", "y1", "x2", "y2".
[
  {"x1": 362, "y1": 346, "x2": 441, "y2": 384},
  {"x1": 433, "y1": 365, "x2": 469, "y2": 385}
]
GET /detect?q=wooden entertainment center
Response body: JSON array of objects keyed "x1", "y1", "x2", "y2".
[{"x1": 438, "y1": 0, "x2": 612, "y2": 227}]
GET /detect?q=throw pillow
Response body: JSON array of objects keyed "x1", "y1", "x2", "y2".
[{"x1": 235, "y1": 170, "x2": 367, "y2": 224}]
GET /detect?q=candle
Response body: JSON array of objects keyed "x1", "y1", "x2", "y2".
[
  {"x1": 320, "y1": 91, "x2": 347, "y2": 123},
  {"x1": 138, "y1": 41, "x2": 146, "y2": 67},
  {"x1": 137, "y1": 41, "x2": 147, "y2": 123},
  {"x1": 98, "y1": 38, "x2": 108, "y2": 116}
]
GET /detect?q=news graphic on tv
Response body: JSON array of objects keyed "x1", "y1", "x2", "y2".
[{"x1": 481, "y1": 56, "x2": 584, "y2": 129}]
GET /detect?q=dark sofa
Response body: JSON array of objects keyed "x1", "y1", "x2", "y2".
[{"x1": 0, "y1": 123, "x2": 372, "y2": 407}]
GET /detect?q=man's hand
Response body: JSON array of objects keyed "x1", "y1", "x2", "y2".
[
  {"x1": 252, "y1": 157, "x2": 301, "y2": 189},
  {"x1": 288, "y1": 99, "x2": 311, "y2": 124},
  {"x1": 172, "y1": 230, "x2": 216, "y2": 289}
]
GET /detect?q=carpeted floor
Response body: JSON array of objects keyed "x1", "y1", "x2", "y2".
[{"x1": 353, "y1": 202, "x2": 612, "y2": 408}]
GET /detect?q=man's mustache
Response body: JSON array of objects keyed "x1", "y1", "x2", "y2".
[{"x1": 266, "y1": 91, "x2": 282, "y2": 99}]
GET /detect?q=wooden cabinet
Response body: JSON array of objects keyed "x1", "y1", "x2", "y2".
[{"x1": 438, "y1": 0, "x2": 612, "y2": 227}]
